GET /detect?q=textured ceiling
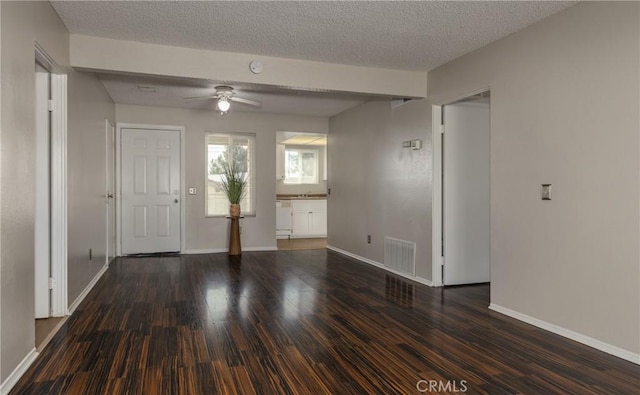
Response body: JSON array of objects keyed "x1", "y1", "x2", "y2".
[
  {"x1": 52, "y1": 0, "x2": 576, "y2": 72},
  {"x1": 53, "y1": 1, "x2": 576, "y2": 116}
]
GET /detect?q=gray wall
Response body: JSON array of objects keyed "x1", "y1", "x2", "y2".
[
  {"x1": 428, "y1": 2, "x2": 639, "y2": 354},
  {"x1": 0, "y1": 0, "x2": 69, "y2": 382},
  {"x1": 67, "y1": 71, "x2": 115, "y2": 303},
  {"x1": 328, "y1": 99, "x2": 433, "y2": 280},
  {"x1": 1, "y1": 1, "x2": 116, "y2": 383},
  {"x1": 116, "y1": 104, "x2": 329, "y2": 251}
]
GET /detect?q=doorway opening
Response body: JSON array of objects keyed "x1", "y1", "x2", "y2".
[
  {"x1": 275, "y1": 131, "x2": 328, "y2": 250},
  {"x1": 432, "y1": 91, "x2": 491, "y2": 287}
]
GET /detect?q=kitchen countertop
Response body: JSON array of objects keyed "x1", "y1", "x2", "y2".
[{"x1": 277, "y1": 194, "x2": 327, "y2": 200}]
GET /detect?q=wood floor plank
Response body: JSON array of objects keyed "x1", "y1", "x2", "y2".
[{"x1": 10, "y1": 250, "x2": 639, "y2": 394}]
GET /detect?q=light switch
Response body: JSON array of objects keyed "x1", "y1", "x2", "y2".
[
  {"x1": 541, "y1": 184, "x2": 551, "y2": 200},
  {"x1": 188, "y1": 187, "x2": 197, "y2": 195}
]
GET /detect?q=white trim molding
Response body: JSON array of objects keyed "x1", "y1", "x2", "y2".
[
  {"x1": 185, "y1": 248, "x2": 228, "y2": 255},
  {"x1": 243, "y1": 246, "x2": 278, "y2": 252},
  {"x1": 431, "y1": 105, "x2": 443, "y2": 287},
  {"x1": 327, "y1": 245, "x2": 433, "y2": 287},
  {"x1": 50, "y1": 73, "x2": 68, "y2": 317},
  {"x1": 0, "y1": 348, "x2": 38, "y2": 395},
  {"x1": 67, "y1": 264, "x2": 109, "y2": 315},
  {"x1": 184, "y1": 246, "x2": 277, "y2": 255},
  {"x1": 489, "y1": 303, "x2": 640, "y2": 365}
]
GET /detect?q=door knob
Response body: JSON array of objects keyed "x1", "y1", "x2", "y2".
[
  {"x1": 107, "y1": 193, "x2": 114, "y2": 199},
  {"x1": 174, "y1": 199, "x2": 179, "y2": 203}
]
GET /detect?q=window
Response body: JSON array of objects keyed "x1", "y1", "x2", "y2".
[
  {"x1": 284, "y1": 148, "x2": 319, "y2": 184},
  {"x1": 206, "y1": 133, "x2": 256, "y2": 216}
]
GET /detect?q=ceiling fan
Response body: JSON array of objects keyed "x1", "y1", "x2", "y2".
[{"x1": 185, "y1": 85, "x2": 261, "y2": 114}]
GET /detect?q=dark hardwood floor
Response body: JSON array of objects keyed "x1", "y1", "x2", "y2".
[{"x1": 11, "y1": 250, "x2": 639, "y2": 394}]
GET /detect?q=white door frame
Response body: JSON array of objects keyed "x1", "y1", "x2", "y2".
[
  {"x1": 431, "y1": 87, "x2": 490, "y2": 287},
  {"x1": 105, "y1": 119, "x2": 116, "y2": 264},
  {"x1": 50, "y1": 73, "x2": 68, "y2": 316},
  {"x1": 34, "y1": 63, "x2": 51, "y2": 319},
  {"x1": 36, "y1": 42, "x2": 69, "y2": 316},
  {"x1": 431, "y1": 104, "x2": 444, "y2": 287},
  {"x1": 116, "y1": 123, "x2": 186, "y2": 255}
]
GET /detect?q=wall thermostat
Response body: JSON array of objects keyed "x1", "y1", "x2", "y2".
[{"x1": 249, "y1": 60, "x2": 263, "y2": 74}]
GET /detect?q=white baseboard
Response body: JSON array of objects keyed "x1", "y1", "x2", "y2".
[
  {"x1": 67, "y1": 263, "x2": 109, "y2": 315},
  {"x1": 244, "y1": 246, "x2": 277, "y2": 252},
  {"x1": 489, "y1": 303, "x2": 640, "y2": 365},
  {"x1": 326, "y1": 245, "x2": 433, "y2": 287},
  {"x1": 0, "y1": 348, "x2": 38, "y2": 395},
  {"x1": 184, "y1": 246, "x2": 277, "y2": 255},
  {"x1": 414, "y1": 275, "x2": 434, "y2": 287},
  {"x1": 184, "y1": 248, "x2": 227, "y2": 254}
]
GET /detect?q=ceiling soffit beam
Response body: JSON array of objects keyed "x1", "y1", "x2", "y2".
[{"x1": 70, "y1": 35, "x2": 427, "y2": 98}]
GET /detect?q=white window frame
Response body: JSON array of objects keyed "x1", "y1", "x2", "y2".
[
  {"x1": 284, "y1": 147, "x2": 319, "y2": 185},
  {"x1": 205, "y1": 132, "x2": 256, "y2": 217}
]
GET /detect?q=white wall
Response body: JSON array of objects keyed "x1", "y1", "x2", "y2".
[
  {"x1": 428, "y1": 2, "x2": 639, "y2": 356},
  {"x1": 67, "y1": 71, "x2": 115, "y2": 303},
  {"x1": 116, "y1": 105, "x2": 328, "y2": 252},
  {"x1": 328, "y1": 99, "x2": 432, "y2": 280},
  {"x1": 0, "y1": 0, "x2": 69, "y2": 383}
]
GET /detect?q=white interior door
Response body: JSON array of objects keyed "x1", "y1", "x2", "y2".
[
  {"x1": 443, "y1": 101, "x2": 490, "y2": 285},
  {"x1": 121, "y1": 128, "x2": 181, "y2": 254},
  {"x1": 106, "y1": 120, "x2": 116, "y2": 262},
  {"x1": 35, "y1": 63, "x2": 51, "y2": 318}
]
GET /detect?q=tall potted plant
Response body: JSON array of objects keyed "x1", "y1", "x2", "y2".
[{"x1": 220, "y1": 160, "x2": 247, "y2": 217}]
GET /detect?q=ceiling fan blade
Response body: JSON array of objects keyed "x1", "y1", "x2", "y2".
[
  {"x1": 230, "y1": 96, "x2": 261, "y2": 107},
  {"x1": 184, "y1": 95, "x2": 218, "y2": 101}
]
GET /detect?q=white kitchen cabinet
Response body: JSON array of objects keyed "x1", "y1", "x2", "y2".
[
  {"x1": 292, "y1": 211, "x2": 310, "y2": 237},
  {"x1": 291, "y1": 199, "x2": 327, "y2": 238},
  {"x1": 309, "y1": 209, "x2": 327, "y2": 236},
  {"x1": 276, "y1": 144, "x2": 285, "y2": 180}
]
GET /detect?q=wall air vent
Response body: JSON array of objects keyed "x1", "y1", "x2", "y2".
[{"x1": 384, "y1": 237, "x2": 416, "y2": 276}]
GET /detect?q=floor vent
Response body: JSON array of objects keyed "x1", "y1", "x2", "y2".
[{"x1": 384, "y1": 237, "x2": 416, "y2": 276}]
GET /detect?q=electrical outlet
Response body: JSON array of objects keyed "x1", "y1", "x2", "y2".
[
  {"x1": 188, "y1": 187, "x2": 197, "y2": 195},
  {"x1": 367, "y1": 235, "x2": 371, "y2": 244}
]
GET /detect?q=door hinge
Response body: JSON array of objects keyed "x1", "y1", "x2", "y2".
[
  {"x1": 48, "y1": 100, "x2": 55, "y2": 112},
  {"x1": 440, "y1": 124, "x2": 445, "y2": 134},
  {"x1": 48, "y1": 277, "x2": 56, "y2": 289}
]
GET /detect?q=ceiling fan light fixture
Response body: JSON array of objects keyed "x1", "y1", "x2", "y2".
[{"x1": 217, "y1": 97, "x2": 231, "y2": 113}]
